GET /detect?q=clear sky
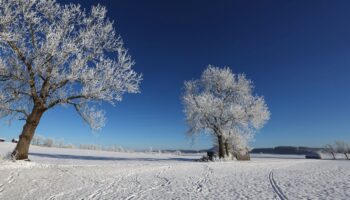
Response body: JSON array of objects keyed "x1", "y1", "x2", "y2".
[{"x1": 1, "y1": 0, "x2": 350, "y2": 150}]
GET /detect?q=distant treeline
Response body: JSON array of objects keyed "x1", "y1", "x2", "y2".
[{"x1": 250, "y1": 146, "x2": 323, "y2": 155}]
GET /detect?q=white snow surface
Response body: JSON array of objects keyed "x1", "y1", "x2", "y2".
[{"x1": 0, "y1": 142, "x2": 349, "y2": 200}]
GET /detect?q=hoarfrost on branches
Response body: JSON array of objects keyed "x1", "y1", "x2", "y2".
[
  {"x1": 0, "y1": 0, "x2": 142, "y2": 130},
  {"x1": 182, "y1": 65, "x2": 270, "y2": 159}
]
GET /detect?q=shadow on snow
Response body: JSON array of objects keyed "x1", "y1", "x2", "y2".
[{"x1": 29, "y1": 152, "x2": 197, "y2": 162}]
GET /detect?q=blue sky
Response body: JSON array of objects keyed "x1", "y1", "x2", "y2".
[{"x1": 1, "y1": 0, "x2": 350, "y2": 150}]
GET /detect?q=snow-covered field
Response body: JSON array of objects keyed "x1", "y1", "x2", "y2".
[{"x1": 0, "y1": 142, "x2": 349, "y2": 200}]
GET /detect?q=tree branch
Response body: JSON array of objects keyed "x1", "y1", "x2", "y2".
[
  {"x1": 29, "y1": 24, "x2": 37, "y2": 50},
  {"x1": 7, "y1": 108, "x2": 29, "y2": 118},
  {"x1": 46, "y1": 94, "x2": 90, "y2": 109},
  {"x1": 5, "y1": 39, "x2": 39, "y2": 101}
]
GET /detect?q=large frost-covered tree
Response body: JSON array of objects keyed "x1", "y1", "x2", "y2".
[
  {"x1": 182, "y1": 66, "x2": 270, "y2": 159},
  {"x1": 0, "y1": 0, "x2": 142, "y2": 160}
]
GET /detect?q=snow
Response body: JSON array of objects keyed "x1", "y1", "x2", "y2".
[{"x1": 1, "y1": 142, "x2": 349, "y2": 200}]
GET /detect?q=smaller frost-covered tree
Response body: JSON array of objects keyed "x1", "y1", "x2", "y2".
[
  {"x1": 0, "y1": 0, "x2": 142, "y2": 160},
  {"x1": 43, "y1": 138, "x2": 53, "y2": 147},
  {"x1": 31, "y1": 134, "x2": 43, "y2": 146},
  {"x1": 346, "y1": 143, "x2": 350, "y2": 160},
  {"x1": 182, "y1": 65, "x2": 270, "y2": 159},
  {"x1": 324, "y1": 144, "x2": 336, "y2": 159},
  {"x1": 334, "y1": 141, "x2": 350, "y2": 160}
]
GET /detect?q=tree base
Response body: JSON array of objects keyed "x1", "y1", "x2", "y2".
[
  {"x1": 11, "y1": 149, "x2": 29, "y2": 161},
  {"x1": 234, "y1": 152, "x2": 250, "y2": 161}
]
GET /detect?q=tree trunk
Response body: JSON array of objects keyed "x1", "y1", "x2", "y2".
[
  {"x1": 12, "y1": 106, "x2": 45, "y2": 160},
  {"x1": 217, "y1": 135, "x2": 225, "y2": 159},
  {"x1": 224, "y1": 140, "x2": 230, "y2": 157},
  {"x1": 331, "y1": 152, "x2": 336, "y2": 160}
]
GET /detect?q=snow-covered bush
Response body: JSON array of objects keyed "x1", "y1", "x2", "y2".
[
  {"x1": 64, "y1": 143, "x2": 75, "y2": 149},
  {"x1": 0, "y1": 151, "x2": 17, "y2": 162},
  {"x1": 79, "y1": 144, "x2": 101, "y2": 150},
  {"x1": 174, "y1": 150, "x2": 182, "y2": 156},
  {"x1": 117, "y1": 146, "x2": 125, "y2": 152},
  {"x1": 43, "y1": 138, "x2": 54, "y2": 147},
  {"x1": 31, "y1": 135, "x2": 44, "y2": 146},
  {"x1": 56, "y1": 139, "x2": 65, "y2": 148}
]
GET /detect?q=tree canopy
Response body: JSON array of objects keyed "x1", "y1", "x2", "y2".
[{"x1": 0, "y1": 0, "x2": 142, "y2": 130}]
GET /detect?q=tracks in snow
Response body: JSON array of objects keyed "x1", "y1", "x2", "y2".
[
  {"x1": 0, "y1": 169, "x2": 20, "y2": 196},
  {"x1": 125, "y1": 165, "x2": 173, "y2": 200},
  {"x1": 88, "y1": 166, "x2": 143, "y2": 200},
  {"x1": 47, "y1": 166, "x2": 97, "y2": 200},
  {"x1": 194, "y1": 164, "x2": 213, "y2": 193},
  {"x1": 269, "y1": 170, "x2": 288, "y2": 200}
]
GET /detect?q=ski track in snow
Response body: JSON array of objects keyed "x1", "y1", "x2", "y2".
[{"x1": 269, "y1": 170, "x2": 288, "y2": 200}]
